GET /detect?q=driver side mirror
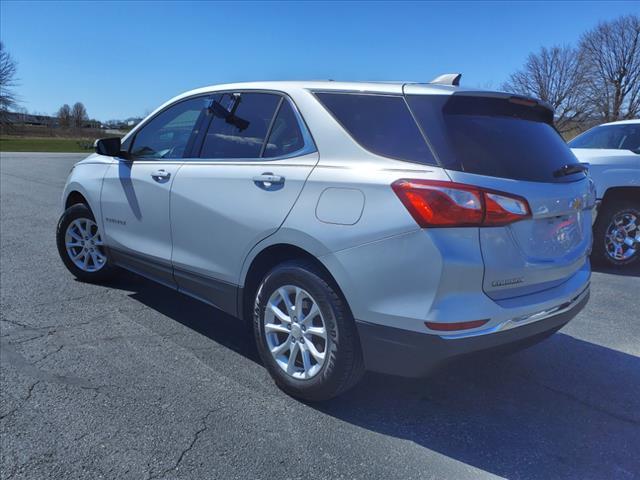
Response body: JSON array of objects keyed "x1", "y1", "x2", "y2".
[{"x1": 94, "y1": 137, "x2": 128, "y2": 158}]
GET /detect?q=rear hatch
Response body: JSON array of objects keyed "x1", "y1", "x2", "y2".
[{"x1": 404, "y1": 88, "x2": 593, "y2": 300}]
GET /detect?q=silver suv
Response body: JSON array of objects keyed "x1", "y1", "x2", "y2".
[{"x1": 56, "y1": 80, "x2": 593, "y2": 401}]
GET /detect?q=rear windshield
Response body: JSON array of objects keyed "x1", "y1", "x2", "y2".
[
  {"x1": 569, "y1": 124, "x2": 640, "y2": 153},
  {"x1": 406, "y1": 94, "x2": 585, "y2": 183}
]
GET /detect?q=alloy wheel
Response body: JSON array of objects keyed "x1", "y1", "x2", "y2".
[
  {"x1": 65, "y1": 218, "x2": 107, "y2": 272},
  {"x1": 263, "y1": 285, "x2": 328, "y2": 379},
  {"x1": 605, "y1": 212, "x2": 639, "y2": 262}
]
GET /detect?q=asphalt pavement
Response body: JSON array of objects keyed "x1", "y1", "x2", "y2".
[{"x1": 1, "y1": 152, "x2": 639, "y2": 480}]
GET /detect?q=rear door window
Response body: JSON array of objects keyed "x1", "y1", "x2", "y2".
[
  {"x1": 263, "y1": 100, "x2": 305, "y2": 158},
  {"x1": 200, "y1": 93, "x2": 281, "y2": 159},
  {"x1": 314, "y1": 92, "x2": 436, "y2": 165},
  {"x1": 406, "y1": 94, "x2": 584, "y2": 183}
]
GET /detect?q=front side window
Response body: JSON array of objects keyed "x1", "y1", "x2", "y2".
[
  {"x1": 314, "y1": 92, "x2": 436, "y2": 165},
  {"x1": 130, "y1": 97, "x2": 207, "y2": 159},
  {"x1": 200, "y1": 93, "x2": 281, "y2": 159},
  {"x1": 569, "y1": 124, "x2": 640, "y2": 153}
]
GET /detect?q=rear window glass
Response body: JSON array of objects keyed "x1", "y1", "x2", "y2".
[
  {"x1": 406, "y1": 94, "x2": 584, "y2": 183},
  {"x1": 569, "y1": 124, "x2": 640, "y2": 153},
  {"x1": 315, "y1": 92, "x2": 436, "y2": 165}
]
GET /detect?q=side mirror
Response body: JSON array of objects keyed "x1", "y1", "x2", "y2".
[{"x1": 95, "y1": 137, "x2": 126, "y2": 157}]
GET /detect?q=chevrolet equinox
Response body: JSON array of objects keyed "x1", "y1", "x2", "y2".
[{"x1": 56, "y1": 79, "x2": 594, "y2": 401}]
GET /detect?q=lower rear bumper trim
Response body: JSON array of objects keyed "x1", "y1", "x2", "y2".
[{"x1": 355, "y1": 288, "x2": 589, "y2": 378}]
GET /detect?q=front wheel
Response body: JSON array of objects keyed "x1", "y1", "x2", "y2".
[
  {"x1": 56, "y1": 203, "x2": 118, "y2": 283},
  {"x1": 592, "y1": 199, "x2": 640, "y2": 268},
  {"x1": 253, "y1": 261, "x2": 364, "y2": 401}
]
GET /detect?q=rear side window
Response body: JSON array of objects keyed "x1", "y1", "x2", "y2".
[
  {"x1": 200, "y1": 93, "x2": 281, "y2": 159},
  {"x1": 263, "y1": 100, "x2": 305, "y2": 158},
  {"x1": 315, "y1": 92, "x2": 436, "y2": 165},
  {"x1": 130, "y1": 97, "x2": 206, "y2": 159},
  {"x1": 406, "y1": 94, "x2": 584, "y2": 183}
]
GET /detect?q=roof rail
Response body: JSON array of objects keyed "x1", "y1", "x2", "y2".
[{"x1": 429, "y1": 73, "x2": 462, "y2": 86}]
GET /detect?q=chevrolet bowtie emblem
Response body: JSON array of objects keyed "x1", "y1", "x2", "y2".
[{"x1": 570, "y1": 197, "x2": 583, "y2": 211}]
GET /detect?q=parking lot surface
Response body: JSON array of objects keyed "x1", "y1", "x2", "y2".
[{"x1": 1, "y1": 152, "x2": 639, "y2": 480}]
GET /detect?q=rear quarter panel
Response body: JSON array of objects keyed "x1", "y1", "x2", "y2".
[{"x1": 239, "y1": 156, "x2": 459, "y2": 330}]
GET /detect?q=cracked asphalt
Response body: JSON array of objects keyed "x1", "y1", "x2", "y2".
[{"x1": 1, "y1": 152, "x2": 639, "y2": 480}]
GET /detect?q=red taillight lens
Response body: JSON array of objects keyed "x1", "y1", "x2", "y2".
[
  {"x1": 392, "y1": 180, "x2": 483, "y2": 227},
  {"x1": 392, "y1": 179, "x2": 530, "y2": 228},
  {"x1": 484, "y1": 192, "x2": 530, "y2": 226}
]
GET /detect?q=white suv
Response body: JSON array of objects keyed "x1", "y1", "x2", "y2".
[
  {"x1": 570, "y1": 119, "x2": 640, "y2": 268},
  {"x1": 57, "y1": 80, "x2": 592, "y2": 400}
]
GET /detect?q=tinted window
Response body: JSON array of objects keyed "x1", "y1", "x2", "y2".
[
  {"x1": 406, "y1": 94, "x2": 583, "y2": 183},
  {"x1": 200, "y1": 93, "x2": 280, "y2": 159},
  {"x1": 130, "y1": 97, "x2": 206, "y2": 159},
  {"x1": 121, "y1": 135, "x2": 132, "y2": 153},
  {"x1": 315, "y1": 93, "x2": 436, "y2": 164},
  {"x1": 263, "y1": 100, "x2": 305, "y2": 158},
  {"x1": 569, "y1": 124, "x2": 640, "y2": 153}
]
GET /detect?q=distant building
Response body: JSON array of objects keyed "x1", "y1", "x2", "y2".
[{"x1": 2, "y1": 111, "x2": 60, "y2": 127}]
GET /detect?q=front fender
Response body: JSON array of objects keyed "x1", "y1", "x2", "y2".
[{"x1": 62, "y1": 159, "x2": 113, "y2": 233}]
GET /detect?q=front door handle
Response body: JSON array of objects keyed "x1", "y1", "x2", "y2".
[
  {"x1": 151, "y1": 169, "x2": 171, "y2": 181},
  {"x1": 253, "y1": 172, "x2": 285, "y2": 190}
]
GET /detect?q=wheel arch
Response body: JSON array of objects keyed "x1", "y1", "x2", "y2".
[
  {"x1": 600, "y1": 186, "x2": 640, "y2": 206},
  {"x1": 65, "y1": 190, "x2": 90, "y2": 210},
  {"x1": 238, "y1": 243, "x2": 353, "y2": 324}
]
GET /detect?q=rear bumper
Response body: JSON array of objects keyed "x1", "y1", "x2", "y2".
[{"x1": 356, "y1": 287, "x2": 589, "y2": 377}]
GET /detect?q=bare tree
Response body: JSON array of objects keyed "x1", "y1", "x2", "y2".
[
  {"x1": 579, "y1": 14, "x2": 640, "y2": 121},
  {"x1": 502, "y1": 45, "x2": 588, "y2": 133},
  {"x1": 71, "y1": 102, "x2": 88, "y2": 128},
  {"x1": 0, "y1": 42, "x2": 19, "y2": 125},
  {"x1": 58, "y1": 104, "x2": 72, "y2": 128}
]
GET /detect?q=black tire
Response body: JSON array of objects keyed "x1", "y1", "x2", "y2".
[
  {"x1": 253, "y1": 261, "x2": 364, "y2": 401},
  {"x1": 56, "y1": 203, "x2": 118, "y2": 283},
  {"x1": 592, "y1": 198, "x2": 640, "y2": 268}
]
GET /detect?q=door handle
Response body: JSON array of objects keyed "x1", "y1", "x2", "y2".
[
  {"x1": 253, "y1": 172, "x2": 285, "y2": 190},
  {"x1": 151, "y1": 169, "x2": 171, "y2": 181}
]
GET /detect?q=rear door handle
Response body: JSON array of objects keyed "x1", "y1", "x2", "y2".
[
  {"x1": 151, "y1": 169, "x2": 171, "y2": 181},
  {"x1": 253, "y1": 172, "x2": 285, "y2": 190}
]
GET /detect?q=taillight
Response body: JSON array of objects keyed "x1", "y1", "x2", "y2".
[{"x1": 392, "y1": 179, "x2": 531, "y2": 228}]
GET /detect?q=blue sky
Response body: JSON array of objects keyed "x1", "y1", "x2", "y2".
[{"x1": 1, "y1": 1, "x2": 637, "y2": 121}]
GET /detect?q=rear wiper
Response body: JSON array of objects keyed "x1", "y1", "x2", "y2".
[{"x1": 553, "y1": 163, "x2": 588, "y2": 177}]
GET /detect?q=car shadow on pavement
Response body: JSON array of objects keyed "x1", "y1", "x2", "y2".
[
  {"x1": 317, "y1": 334, "x2": 640, "y2": 479},
  {"x1": 104, "y1": 271, "x2": 639, "y2": 479},
  {"x1": 104, "y1": 270, "x2": 261, "y2": 364},
  {"x1": 591, "y1": 262, "x2": 640, "y2": 277}
]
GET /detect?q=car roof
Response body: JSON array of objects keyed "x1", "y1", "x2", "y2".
[
  {"x1": 175, "y1": 80, "x2": 470, "y2": 97},
  {"x1": 600, "y1": 119, "x2": 640, "y2": 126},
  {"x1": 163, "y1": 80, "x2": 548, "y2": 111}
]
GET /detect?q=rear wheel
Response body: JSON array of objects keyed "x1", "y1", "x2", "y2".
[
  {"x1": 56, "y1": 203, "x2": 118, "y2": 282},
  {"x1": 253, "y1": 261, "x2": 364, "y2": 401},
  {"x1": 592, "y1": 199, "x2": 640, "y2": 268}
]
